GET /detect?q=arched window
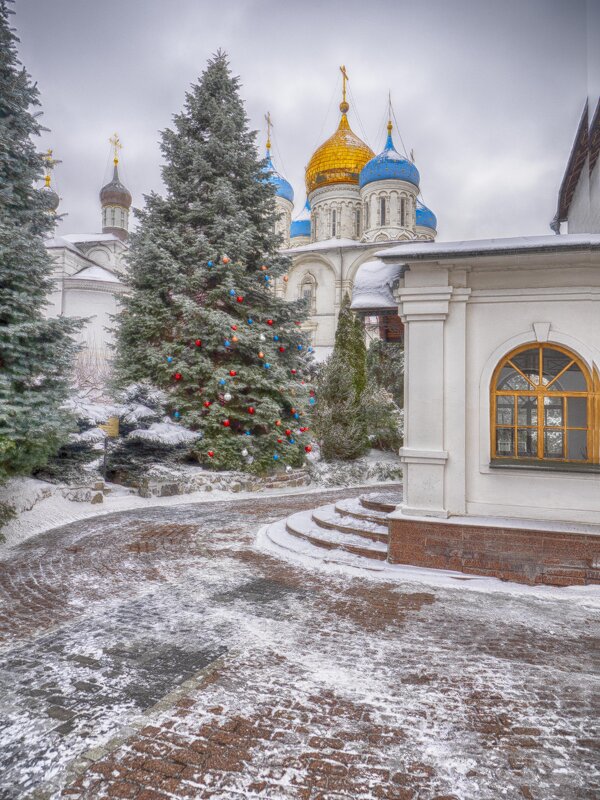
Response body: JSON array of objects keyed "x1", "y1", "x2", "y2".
[
  {"x1": 331, "y1": 209, "x2": 337, "y2": 237},
  {"x1": 364, "y1": 201, "x2": 370, "y2": 229},
  {"x1": 380, "y1": 196, "x2": 387, "y2": 226},
  {"x1": 491, "y1": 343, "x2": 598, "y2": 464},
  {"x1": 354, "y1": 208, "x2": 361, "y2": 237},
  {"x1": 300, "y1": 274, "x2": 317, "y2": 313},
  {"x1": 400, "y1": 197, "x2": 406, "y2": 227}
]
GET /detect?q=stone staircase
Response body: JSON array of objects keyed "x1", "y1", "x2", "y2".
[{"x1": 263, "y1": 491, "x2": 402, "y2": 568}]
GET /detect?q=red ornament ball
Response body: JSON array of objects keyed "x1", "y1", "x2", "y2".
[
  {"x1": 275, "y1": 420, "x2": 281, "y2": 427},
  {"x1": 207, "y1": 450, "x2": 215, "y2": 458},
  {"x1": 195, "y1": 339, "x2": 202, "y2": 347},
  {"x1": 291, "y1": 369, "x2": 297, "y2": 375},
  {"x1": 231, "y1": 325, "x2": 237, "y2": 331},
  {"x1": 229, "y1": 370, "x2": 237, "y2": 377},
  {"x1": 174, "y1": 373, "x2": 182, "y2": 381},
  {"x1": 260, "y1": 265, "x2": 268, "y2": 272},
  {"x1": 248, "y1": 407, "x2": 255, "y2": 415},
  {"x1": 266, "y1": 319, "x2": 273, "y2": 326},
  {"x1": 277, "y1": 438, "x2": 283, "y2": 443},
  {"x1": 222, "y1": 255, "x2": 230, "y2": 264},
  {"x1": 285, "y1": 429, "x2": 292, "y2": 436},
  {"x1": 203, "y1": 400, "x2": 211, "y2": 408},
  {"x1": 236, "y1": 296, "x2": 244, "y2": 303},
  {"x1": 279, "y1": 346, "x2": 285, "y2": 353},
  {"x1": 223, "y1": 419, "x2": 231, "y2": 427},
  {"x1": 305, "y1": 445, "x2": 312, "y2": 453}
]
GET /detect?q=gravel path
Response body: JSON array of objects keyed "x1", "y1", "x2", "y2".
[{"x1": 0, "y1": 485, "x2": 598, "y2": 800}]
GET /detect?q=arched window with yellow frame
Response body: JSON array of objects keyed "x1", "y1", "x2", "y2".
[{"x1": 491, "y1": 343, "x2": 600, "y2": 465}]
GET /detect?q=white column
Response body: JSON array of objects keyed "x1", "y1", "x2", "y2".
[{"x1": 393, "y1": 285, "x2": 453, "y2": 518}]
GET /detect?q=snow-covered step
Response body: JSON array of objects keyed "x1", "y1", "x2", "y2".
[
  {"x1": 312, "y1": 504, "x2": 388, "y2": 544},
  {"x1": 262, "y1": 519, "x2": 389, "y2": 572},
  {"x1": 360, "y1": 491, "x2": 402, "y2": 514},
  {"x1": 285, "y1": 508, "x2": 388, "y2": 561},
  {"x1": 334, "y1": 497, "x2": 390, "y2": 525}
]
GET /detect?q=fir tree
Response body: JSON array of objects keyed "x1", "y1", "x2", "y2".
[
  {"x1": 114, "y1": 52, "x2": 313, "y2": 474},
  {"x1": 0, "y1": 0, "x2": 78, "y2": 482},
  {"x1": 313, "y1": 295, "x2": 368, "y2": 460}
]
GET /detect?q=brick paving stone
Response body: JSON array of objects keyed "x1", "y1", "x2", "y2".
[{"x1": 0, "y1": 485, "x2": 597, "y2": 799}]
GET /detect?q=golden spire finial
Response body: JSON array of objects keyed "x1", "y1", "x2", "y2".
[
  {"x1": 43, "y1": 148, "x2": 55, "y2": 187},
  {"x1": 339, "y1": 65, "x2": 349, "y2": 114},
  {"x1": 109, "y1": 132, "x2": 122, "y2": 166},
  {"x1": 265, "y1": 112, "x2": 272, "y2": 152},
  {"x1": 387, "y1": 91, "x2": 393, "y2": 135}
]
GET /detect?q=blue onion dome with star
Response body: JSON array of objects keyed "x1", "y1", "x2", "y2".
[
  {"x1": 359, "y1": 121, "x2": 420, "y2": 188},
  {"x1": 262, "y1": 144, "x2": 294, "y2": 203},
  {"x1": 416, "y1": 199, "x2": 437, "y2": 230},
  {"x1": 291, "y1": 198, "x2": 311, "y2": 239}
]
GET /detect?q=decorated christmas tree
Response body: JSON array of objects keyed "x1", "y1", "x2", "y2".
[
  {"x1": 114, "y1": 52, "x2": 314, "y2": 474},
  {"x1": 0, "y1": 0, "x2": 78, "y2": 482}
]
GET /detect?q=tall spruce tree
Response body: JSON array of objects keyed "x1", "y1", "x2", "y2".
[
  {"x1": 314, "y1": 294, "x2": 369, "y2": 460},
  {"x1": 0, "y1": 0, "x2": 78, "y2": 481},
  {"x1": 114, "y1": 52, "x2": 313, "y2": 474}
]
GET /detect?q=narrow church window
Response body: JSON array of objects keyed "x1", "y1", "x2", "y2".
[
  {"x1": 300, "y1": 274, "x2": 317, "y2": 313},
  {"x1": 331, "y1": 209, "x2": 337, "y2": 237},
  {"x1": 400, "y1": 197, "x2": 406, "y2": 227},
  {"x1": 355, "y1": 208, "x2": 361, "y2": 237},
  {"x1": 380, "y1": 197, "x2": 386, "y2": 226},
  {"x1": 364, "y1": 201, "x2": 369, "y2": 229},
  {"x1": 491, "y1": 343, "x2": 597, "y2": 465}
]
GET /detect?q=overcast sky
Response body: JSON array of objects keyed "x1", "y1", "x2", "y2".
[{"x1": 13, "y1": 0, "x2": 596, "y2": 241}]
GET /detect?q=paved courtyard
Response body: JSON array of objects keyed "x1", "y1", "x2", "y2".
[{"x1": 0, "y1": 486, "x2": 598, "y2": 800}]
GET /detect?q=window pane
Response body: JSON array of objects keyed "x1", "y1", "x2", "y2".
[
  {"x1": 548, "y1": 362, "x2": 587, "y2": 392},
  {"x1": 567, "y1": 429, "x2": 587, "y2": 461},
  {"x1": 496, "y1": 428, "x2": 514, "y2": 456},
  {"x1": 496, "y1": 396, "x2": 514, "y2": 425},
  {"x1": 567, "y1": 396, "x2": 587, "y2": 428},
  {"x1": 497, "y1": 367, "x2": 531, "y2": 390},
  {"x1": 511, "y1": 350, "x2": 539, "y2": 385},
  {"x1": 517, "y1": 396, "x2": 537, "y2": 425},
  {"x1": 544, "y1": 396, "x2": 563, "y2": 426},
  {"x1": 517, "y1": 428, "x2": 538, "y2": 457},
  {"x1": 544, "y1": 429, "x2": 564, "y2": 458},
  {"x1": 542, "y1": 348, "x2": 572, "y2": 384}
]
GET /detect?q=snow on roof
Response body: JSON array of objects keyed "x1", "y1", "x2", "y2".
[
  {"x1": 62, "y1": 233, "x2": 121, "y2": 244},
  {"x1": 71, "y1": 265, "x2": 121, "y2": 283},
  {"x1": 351, "y1": 260, "x2": 404, "y2": 311},
  {"x1": 45, "y1": 235, "x2": 84, "y2": 254},
  {"x1": 377, "y1": 233, "x2": 600, "y2": 261}
]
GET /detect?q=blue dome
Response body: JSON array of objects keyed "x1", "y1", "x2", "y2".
[
  {"x1": 262, "y1": 149, "x2": 294, "y2": 203},
  {"x1": 290, "y1": 198, "x2": 311, "y2": 239},
  {"x1": 359, "y1": 127, "x2": 420, "y2": 189},
  {"x1": 291, "y1": 219, "x2": 311, "y2": 238},
  {"x1": 416, "y1": 199, "x2": 437, "y2": 230}
]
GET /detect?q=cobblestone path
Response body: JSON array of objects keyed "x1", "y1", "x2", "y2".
[{"x1": 0, "y1": 486, "x2": 598, "y2": 800}]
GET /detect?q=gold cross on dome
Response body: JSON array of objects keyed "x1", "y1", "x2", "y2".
[
  {"x1": 265, "y1": 112, "x2": 272, "y2": 150},
  {"x1": 109, "y1": 133, "x2": 122, "y2": 165},
  {"x1": 339, "y1": 65, "x2": 349, "y2": 113}
]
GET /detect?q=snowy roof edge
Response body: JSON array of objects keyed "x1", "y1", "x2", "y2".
[{"x1": 377, "y1": 234, "x2": 600, "y2": 261}]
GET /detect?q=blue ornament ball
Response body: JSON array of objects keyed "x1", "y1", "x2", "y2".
[
  {"x1": 245, "y1": 430, "x2": 252, "y2": 436},
  {"x1": 247, "y1": 318, "x2": 253, "y2": 325},
  {"x1": 289, "y1": 438, "x2": 295, "y2": 444},
  {"x1": 308, "y1": 346, "x2": 313, "y2": 353},
  {"x1": 264, "y1": 275, "x2": 270, "y2": 281},
  {"x1": 219, "y1": 378, "x2": 226, "y2": 386},
  {"x1": 207, "y1": 260, "x2": 213, "y2": 267},
  {"x1": 309, "y1": 397, "x2": 316, "y2": 405},
  {"x1": 264, "y1": 363, "x2": 271, "y2": 369},
  {"x1": 224, "y1": 339, "x2": 231, "y2": 347},
  {"x1": 167, "y1": 356, "x2": 173, "y2": 363},
  {"x1": 229, "y1": 289, "x2": 236, "y2": 296},
  {"x1": 297, "y1": 344, "x2": 303, "y2": 350},
  {"x1": 273, "y1": 453, "x2": 280, "y2": 461},
  {"x1": 293, "y1": 412, "x2": 300, "y2": 419},
  {"x1": 273, "y1": 335, "x2": 279, "y2": 341},
  {"x1": 174, "y1": 411, "x2": 181, "y2": 420}
]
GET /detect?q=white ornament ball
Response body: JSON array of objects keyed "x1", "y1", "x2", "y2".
[
  {"x1": 259, "y1": 334, "x2": 266, "y2": 341},
  {"x1": 224, "y1": 392, "x2": 232, "y2": 402},
  {"x1": 242, "y1": 448, "x2": 249, "y2": 457}
]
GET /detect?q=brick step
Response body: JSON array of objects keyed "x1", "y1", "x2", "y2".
[
  {"x1": 285, "y1": 508, "x2": 388, "y2": 561},
  {"x1": 312, "y1": 505, "x2": 389, "y2": 544},
  {"x1": 360, "y1": 492, "x2": 402, "y2": 514}
]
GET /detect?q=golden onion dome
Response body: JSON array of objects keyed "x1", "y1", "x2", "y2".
[
  {"x1": 305, "y1": 111, "x2": 374, "y2": 196},
  {"x1": 305, "y1": 68, "x2": 374, "y2": 196}
]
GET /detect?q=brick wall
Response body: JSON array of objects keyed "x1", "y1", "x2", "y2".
[{"x1": 388, "y1": 517, "x2": 600, "y2": 586}]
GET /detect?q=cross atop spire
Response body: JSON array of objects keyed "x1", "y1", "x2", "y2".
[
  {"x1": 109, "y1": 132, "x2": 122, "y2": 166},
  {"x1": 265, "y1": 112, "x2": 272, "y2": 152},
  {"x1": 340, "y1": 65, "x2": 349, "y2": 114}
]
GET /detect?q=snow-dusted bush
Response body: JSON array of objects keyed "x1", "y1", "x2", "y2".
[{"x1": 364, "y1": 387, "x2": 403, "y2": 452}]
